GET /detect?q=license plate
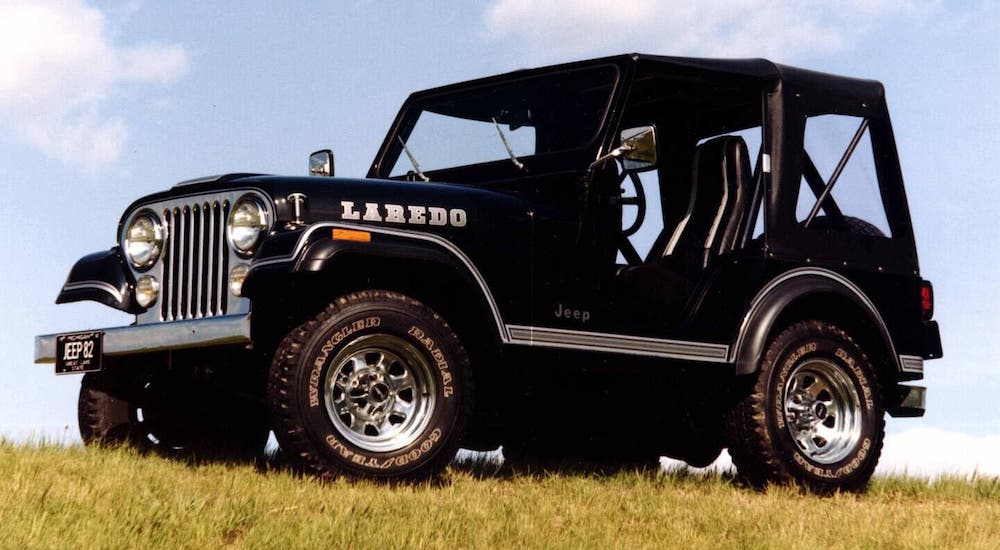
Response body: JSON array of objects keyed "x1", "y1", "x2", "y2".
[{"x1": 55, "y1": 332, "x2": 103, "y2": 375}]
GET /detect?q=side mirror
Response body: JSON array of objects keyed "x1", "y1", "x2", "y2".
[
  {"x1": 620, "y1": 126, "x2": 656, "y2": 172},
  {"x1": 309, "y1": 149, "x2": 334, "y2": 177},
  {"x1": 588, "y1": 125, "x2": 657, "y2": 171}
]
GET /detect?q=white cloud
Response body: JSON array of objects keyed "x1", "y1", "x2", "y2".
[
  {"x1": 0, "y1": 0, "x2": 188, "y2": 171},
  {"x1": 877, "y1": 428, "x2": 1000, "y2": 477},
  {"x1": 483, "y1": 0, "x2": 938, "y2": 65}
]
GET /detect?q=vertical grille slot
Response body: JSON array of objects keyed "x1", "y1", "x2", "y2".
[{"x1": 160, "y1": 199, "x2": 230, "y2": 321}]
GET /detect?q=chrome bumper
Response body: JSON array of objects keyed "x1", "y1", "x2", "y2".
[{"x1": 34, "y1": 314, "x2": 252, "y2": 364}]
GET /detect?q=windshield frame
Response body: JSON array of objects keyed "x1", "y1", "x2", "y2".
[{"x1": 368, "y1": 62, "x2": 624, "y2": 181}]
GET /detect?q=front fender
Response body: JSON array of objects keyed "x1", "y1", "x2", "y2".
[
  {"x1": 244, "y1": 232, "x2": 478, "y2": 300},
  {"x1": 242, "y1": 222, "x2": 510, "y2": 342},
  {"x1": 293, "y1": 237, "x2": 460, "y2": 274},
  {"x1": 245, "y1": 222, "x2": 492, "y2": 288},
  {"x1": 56, "y1": 247, "x2": 139, "y2": 313}
]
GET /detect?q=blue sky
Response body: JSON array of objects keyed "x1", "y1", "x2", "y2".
[{"x1": 1, "y1": 0, "x2": 997, "y2": 475}]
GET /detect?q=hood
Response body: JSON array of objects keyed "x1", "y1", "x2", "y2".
[{"x1": 119, "y1": 173, "x2": 530, "y2": 236}]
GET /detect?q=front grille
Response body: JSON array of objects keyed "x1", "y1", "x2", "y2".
[{"x1": 160, "y1": 200, "x2": 230, "y2": 321}]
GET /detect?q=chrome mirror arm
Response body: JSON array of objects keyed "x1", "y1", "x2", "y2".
[{"x1": 588, "y1": 144, "x2": 633, "y2": 171}]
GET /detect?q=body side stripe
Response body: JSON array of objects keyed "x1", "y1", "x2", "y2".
[
  {"x1": 252, "y1": 222, "x2": 735, "y2": 362},
  {"x1": 507, "y1": 324, "x2": 730, "y2": 363},
  {"x1": 899, "y1": 354, "x2": 924, "y2": 373},
  {"x1": 62, "y1": 281, "x2": 124, "y2": 303}
]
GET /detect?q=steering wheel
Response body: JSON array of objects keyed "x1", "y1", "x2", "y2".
[{"x1": 619, "y1": 169, "x2": 647, "y2": 237}]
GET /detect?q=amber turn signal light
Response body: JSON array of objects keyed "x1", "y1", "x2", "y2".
[{"x1": 332, "y1": 228, "x2": 371, "y2": 242}]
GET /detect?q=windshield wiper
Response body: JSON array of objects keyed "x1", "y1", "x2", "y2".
[
  {"x1": 491, "y1": 117, "x2": 525, "y2": 171},
  {"x1": 397, "y1": 137, "x2": 429, "y2": 182}
]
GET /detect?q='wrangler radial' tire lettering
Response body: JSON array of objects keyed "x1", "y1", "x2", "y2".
[
  {"x1": 267, "y1": 290, "x2": 473, "y2": 480},
  {"x1": 725, "y1": 320, "x2": 885, "y2": 493}
]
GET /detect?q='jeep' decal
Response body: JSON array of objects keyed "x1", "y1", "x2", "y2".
[{"x1": 341, "y1": 201, "x2": 467, "y2": 228}]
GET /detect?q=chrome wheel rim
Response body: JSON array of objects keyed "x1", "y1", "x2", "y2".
[
  {"x1": 782, "y1": 358, "x2": 862, "y2": 465},
  {"x1": 323, "y1": 334, "x2": 436, "y2": 452}
]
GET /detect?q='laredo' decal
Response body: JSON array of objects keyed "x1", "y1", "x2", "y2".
[{"x1": 340, "y1": 201, "x2": 467, "y2": 228}]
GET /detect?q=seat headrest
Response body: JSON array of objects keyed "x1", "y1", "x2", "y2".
[
  {"x1": 694, "y1": 136, "x2": 750, "y2": 182},
  {"x1": 662, "y1": 135, "x2": 752, "y2": 263}
]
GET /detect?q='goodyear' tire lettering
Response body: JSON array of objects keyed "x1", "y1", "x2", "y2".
[
  {"x1": 268, "y1": 290, "x2": 472, "y2": 481},
  {"x1": 725, "y1": 320, "x2": 885, "y2": 493}
]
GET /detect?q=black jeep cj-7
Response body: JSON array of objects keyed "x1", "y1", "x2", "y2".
[{"x1": 36, "y1": 54, "x2": 941, "y2": 492}]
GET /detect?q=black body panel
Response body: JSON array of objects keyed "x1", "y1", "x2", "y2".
[
  {"x1": 56, "y1": 247, "x2": 138, "y2": 313},
  {"x1": 52, "y1": 53, "x2": 940, "y2": 394}
]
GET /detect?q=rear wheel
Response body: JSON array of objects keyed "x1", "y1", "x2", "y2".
[{"x1": 725, "y1": 320, "x2": 885, "y2": 492}]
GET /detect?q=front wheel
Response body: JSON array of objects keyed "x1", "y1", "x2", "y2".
[
  {"x1": 725, "y1": 320, "x2": 885, "y2": 492},
  {"x1": 267, "y1": 290, "x2": 473, "y2": 480}
]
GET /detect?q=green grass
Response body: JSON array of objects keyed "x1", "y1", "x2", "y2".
[{"x1": 1, "y1": 441, "x2": 998, "y2": 549}]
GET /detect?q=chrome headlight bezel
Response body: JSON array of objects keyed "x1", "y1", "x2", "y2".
[
  {"x1": 124, "y1": 210, "x2": 164, "y2": 270},
  {"x1": 227, "y1": 195, "x2": 269, "y2": 256}
]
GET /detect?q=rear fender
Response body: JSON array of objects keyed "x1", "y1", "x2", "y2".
[{"x1": 733, "y1": 268, "x2": 901, "y2": 376}]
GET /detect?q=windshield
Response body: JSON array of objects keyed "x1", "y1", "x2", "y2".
[{"x1": 381, "y1": 65, "x2": 618, "y2": 180}]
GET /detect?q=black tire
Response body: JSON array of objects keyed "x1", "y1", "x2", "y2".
[
  {"x1": 79, "y1": 364, "x2": 269, "y2": 460},
  {"x1": 725, "y1": 320, "x2": 885, "y2": 492},
  {"x1": 267, "y1": 290, "x2": 473, "y2": 480}
]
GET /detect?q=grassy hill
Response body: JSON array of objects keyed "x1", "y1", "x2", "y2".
[{"x1": 2, "y1": 442, "x2": 998, "y2": 549}]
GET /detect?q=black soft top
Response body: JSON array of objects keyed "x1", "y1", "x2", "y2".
[
  {"x1": 637, "y1": 54, "x2": 881, "y2": 92},
  {"x1": 410, "y1": 53, "x2": 885, "y2": 108}
]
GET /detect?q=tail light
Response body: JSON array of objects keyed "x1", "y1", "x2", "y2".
[{"x1": 921, "y1": 280, "x2": 934, "y2": 321}]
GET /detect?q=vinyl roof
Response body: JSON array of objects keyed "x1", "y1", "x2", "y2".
[
  {"x1": 633, "y1": 53, "x2": 884, "y2": 98},
  {"x1": 411, "y1": 53, "x2": 885, "y2": 104}
]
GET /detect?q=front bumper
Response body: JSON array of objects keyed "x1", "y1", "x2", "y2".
[{"x1": 34, "y1": 314, "x2": 252, "y2": 364}]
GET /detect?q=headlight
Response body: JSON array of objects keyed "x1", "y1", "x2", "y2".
[
  {"x1": 228, "y1": 196, "x2": 268, "y2": 256},
  {"x1": 124, "y1": 211, "x2": 164, "y2": 269}
]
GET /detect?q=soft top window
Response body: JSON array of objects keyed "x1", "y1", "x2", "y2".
[{"x1": 795, "y1": 114, "x2": 892, "y2": 238}]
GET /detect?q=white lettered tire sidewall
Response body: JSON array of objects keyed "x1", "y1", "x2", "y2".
[
  {"x1": 275, "y1": 291, "x2": 470, "y2": 479},
  {"x1": 764, "y1": 326, "x2": 883, "y2": 487}
]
